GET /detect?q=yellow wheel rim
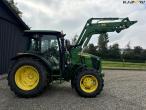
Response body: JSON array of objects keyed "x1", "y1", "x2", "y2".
[
  {"x1": 15, "y1": 65, "x2": 39, "y2": 91},
  {"x1": 80, "y1": 75, "x2": 98, "y2": 93}
]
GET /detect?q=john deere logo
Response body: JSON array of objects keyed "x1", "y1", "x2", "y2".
[{"x1": 123, "y1": 0, "x2": 146, "y2": 4}]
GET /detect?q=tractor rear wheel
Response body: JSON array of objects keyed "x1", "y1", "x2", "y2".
[
  {"x1": 74, "y1": 69, "x2": 104, "y2": 98},
  {"x1": 8, "y1": 58, "x2": 47, "y2": 98}
]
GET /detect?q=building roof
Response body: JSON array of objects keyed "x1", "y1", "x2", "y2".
[{"x1": 1, "y1": 0, "x2": 30, "y2": 30}]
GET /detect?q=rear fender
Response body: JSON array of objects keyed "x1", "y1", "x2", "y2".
[{"x1": 11, "y1": 53, "x2": 52, "y2": 72}]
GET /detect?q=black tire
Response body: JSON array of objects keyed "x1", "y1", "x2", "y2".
[
  {"x1": 74, "y1": 69, "x2": 104, "y2": 98},
  {"x1": 8, "y1": 58, "x2": 48, "y2": 98}
]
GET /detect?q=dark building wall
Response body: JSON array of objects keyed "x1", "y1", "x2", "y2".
[
  {"x1": 0, "y1": 1, "x2": 29, "y2": 73},
  {"x1": 0, "y1": 19, "x2": 29, "y2": 73}
]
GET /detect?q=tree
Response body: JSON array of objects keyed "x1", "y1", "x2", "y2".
[
  {"x1": 142, "y1": 50, "x2": 146, "y2": 61},
  {"x1": 83, "y1": 44, "x2": 97, "y2": 55},
  {"x1": 108, "y1": 43, "x2": 121, "y2": 59},
  {"x1": 7, "y1": 0, "x2": 22, "y2": 17},
  {"x1": 123, "y1": 41, "x2": 133, "y2": 60},
  {"x1": 133, "y1": 46, "x2": 143, "y2": 54},
  {"x1": 123, "y1": 45, "x2": 145, "y2": 61},
  {"x1": 97, "y1": 33, "x2": 109, "y2": 58},
  {"x1": 132, "y1": 46, "x2": 143, "y2": 60},
  {"x1": 125, "y1": 41, "x2": 131, "y2": 51}
]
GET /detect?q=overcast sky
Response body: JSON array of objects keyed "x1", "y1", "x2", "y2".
[{"x1": 14, "y1": 0, "x2": 146, "y2": 48}]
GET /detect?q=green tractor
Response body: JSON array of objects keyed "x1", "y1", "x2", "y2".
[{"x1": 8, "y1": 18, "x2": 137, "y2": 98}]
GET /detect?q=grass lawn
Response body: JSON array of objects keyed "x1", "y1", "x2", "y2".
[{"x1": 102, "y1": 60, "x2": 146, "y2": 70}]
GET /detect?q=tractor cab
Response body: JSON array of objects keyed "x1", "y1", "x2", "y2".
[
  {"x1": 24, "y1": 30, "x2": 65, "y2": 72},
  {"x1": 24, "y1": 30, "x2": 62, "y2": 53}
]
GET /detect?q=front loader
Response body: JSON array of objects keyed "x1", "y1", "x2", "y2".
[{"x1": 7, "y1": 17, "x2": 137, "y2": 98}]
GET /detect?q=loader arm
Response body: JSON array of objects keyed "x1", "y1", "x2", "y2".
[
  {"x1": 75, "y1": 17, "x2": 137, "y2": 48},
  {"x1": 70, "y1": 17, "x2": 137, "y2": 70}
]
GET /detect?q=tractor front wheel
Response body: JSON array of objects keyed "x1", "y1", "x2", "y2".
[
  {"x1": 8, "y1": 58, "x2": 47, "y2": 98},
  {"x1": 74, "y1": 69, "x2": 104, "y2": 97}
]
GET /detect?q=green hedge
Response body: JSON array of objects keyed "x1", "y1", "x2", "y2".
[{"x1": 102, "y1": 59, "x2": 146, "y2": 63}]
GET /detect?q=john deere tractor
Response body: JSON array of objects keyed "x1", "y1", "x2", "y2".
[{"x1": 8, "y1": 17, "x2": 137, "y2": 98}]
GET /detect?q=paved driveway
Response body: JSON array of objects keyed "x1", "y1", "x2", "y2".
[{"x1": 0, "y1": 70, "x2": 146, "y2": 110}]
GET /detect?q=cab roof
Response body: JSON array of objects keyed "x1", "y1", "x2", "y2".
[{"x1": 24, "y1": 30, "x2": 62, "y2": 35}]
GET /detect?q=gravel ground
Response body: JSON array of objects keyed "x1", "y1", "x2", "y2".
[{"x1": 0, "y1": 70, "x2": 146, "y2": 110}]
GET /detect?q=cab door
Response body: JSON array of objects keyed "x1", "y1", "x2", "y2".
[{"x1": 40, "y1": 34, "x2": 60, "y2": 70}]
